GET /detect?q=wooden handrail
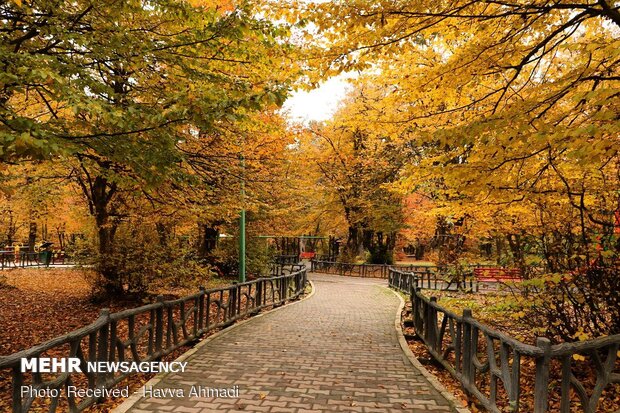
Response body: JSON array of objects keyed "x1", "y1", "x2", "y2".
[
  {"x1": 1, "y1": 267, "x2": 308, "y2": 413},
  {"x1": 388, "y1": 268, "x2": 620, "y2": 413}
]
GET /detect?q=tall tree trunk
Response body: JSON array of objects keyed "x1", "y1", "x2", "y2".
[
  {"x1": 6, "y1": 209, "x2": 15, "y2": 246},
  {"x1": 363, "y1": 230, "x2": 396, "y2": 264},
  {"x1": 344, "y1": 225, "x2": 363, "y2": 259},
  {"x1": 156, "y1": 223, "x2": 169, "y2": 247},
  {"x1": 495, "y1": 237, "x2": 503, "y2": 265},
  {"x1": 90, "y1": 175, "x2": 121, "y2": 294},
  {"x1": 507, "y1": 234, "x2": 525, "y2": 272},
  {"x1": 328, "y1": 235, "x2": 340, "y2": 260},
  {"x1": 56, "y1": 224, "x2": 66, "y2": 250},
  {"x1": 197, "y1": 224, "x2": 219, "y2": 258},
  {"x1": 28, "y1": 222, "x2": 37, "y2": 252},
  {"x1": 415, "y1": 241, "x2": 425, "y2": 260}
]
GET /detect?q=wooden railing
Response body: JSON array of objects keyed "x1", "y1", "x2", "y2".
[
  {"x1": 273, "y1": 254, "x2": 299, "y2": 265},
  {"x1": 311, "y1": 260, "x2": 433, "y2": 279},
  {"x1": 313, "y1": 260, "x2": 479, "y2": 290},
  {"x1": 0, "y1": 268, "x2": 308, "y2": 413},
  {"x1": 270, "y1": 263, "x2": 306, "y2": 276},
  {"x1": 389, "y1": 267, "x2": 479, "y2": 291},
  {"x1": 389, "y1": 268, "x2": 620, "y2": 413},
  {"x1": 0, "y1": 251, "x2": 69, "y2": 269}
]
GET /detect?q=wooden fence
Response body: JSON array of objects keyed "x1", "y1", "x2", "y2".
[
  {"x1": 273, "y1": 255, "x2": 299, "y2": 265},
  {"x1": 311, "y1": 260, "x2": 434, "y2": 279},
  {"x1": 0, "y1": 251, "x2": 68, "y2": 269},
  {"x1": 270, "y1": 263, "x2": 306, "y2": 276},
  {"x1": 0, "y1": 268, "x2": 308, "y2": 413},
  {"x1": 313, "y1": 260, "x2": 479, "y2": 291},
  {"x1": 388, "y1": 268, "x2": 620, "y2": 413}
]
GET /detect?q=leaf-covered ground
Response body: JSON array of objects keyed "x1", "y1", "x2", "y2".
[
  {"x1": 0, "y1": 268, "x2": 232, "y2": 412},
  {"x1": 403, "y1": 290, "x2": 620, "y2": 412},
  {"x1": 417, "y1": 289, "x2": 537, "y2": 342}
]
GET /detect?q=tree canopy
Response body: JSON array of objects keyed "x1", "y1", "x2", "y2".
[
  {"x1": 278, "y1": 0, "x2": 620, "y2": 269},
  {"x1": 2, "y1": 0, "x2": 620, "y2": 303},
  {"x1": 1, "y1": 0, "x2": 304, "y2": 292}
]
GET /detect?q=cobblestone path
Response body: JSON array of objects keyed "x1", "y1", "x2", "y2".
[{"x1": 117, "y1": 273, "x2": 458, "y2": 413}]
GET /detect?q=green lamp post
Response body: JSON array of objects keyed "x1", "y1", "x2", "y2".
[{"x1": 239, "y1": 149, "x2": 246, "y2": 283}]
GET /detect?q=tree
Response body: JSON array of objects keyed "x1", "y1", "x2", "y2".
[
  {"x1": 274, "y1": 0, "x2": 620, "y2": 336},
  {"x1": 296, "y1": 84, "x2": 421, "y2": 263},
  {"x1": 2, "y1": 0, "x2": 302, "y2": 293},
  {"x1": 280, "y1": 0, "x2": 620, "y2": 270}
]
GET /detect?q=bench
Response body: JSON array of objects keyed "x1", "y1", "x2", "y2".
[
  {"x1": 51, "y1": 251, "x2": 66, "y2": 264},
  {"x1": 474, "y1": 267, "x2": 523, "y2": 283}
]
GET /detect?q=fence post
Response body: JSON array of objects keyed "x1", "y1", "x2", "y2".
[
  {"x1": 108, "y1": 319, "x2": 117, "y2": 363},
  {"x1": 12, "y1": 365, "x2": 23, "y2": 413},
  {"x1": 534, "y1": 337, "x2": 552, "y2": 413},
  {"x1": 428, "y1": 297, "x2": 438, "y2": 349},
  {"x1": 303, "y1": 269, "x2": 308, "y2": 290},
  {"x1": 462, "y1": 308, "x2": 473, "y2": 387},
  {"x1": 256, "y1": 280, "x2": 263, "y2": 309},
  {"x1": 230, "y1": 283, "x2": 238, "y2": 318},
  {"x1": 282, "y1": 276, "x2": 289, "y2": 301},
  {"x1": 295, "y1": 271, "x2": 302, "y2": 294},
  {"x1": 409, "y1": 284, "x2": 417, "y2": 332},
  {"x1": 198, "y1": 287, "x2": 205, "y2": 331},
  {"x1": 286, "y1": 275, "x2": 290, "y2": 299},
  {"x1": 96, "y1": 308, "x2": 111, "y2": 386},
  {"x1": 413, "y1": 286, "x2": 422, "y2": 334},
  {"x1": 205, "y1": 292, "x2": 211, "y2": 331},
  {"x1": 237, "y1": 283, "x2": 242, "y2": 315},
  {"x1": 154, "y1": 296, "x2": 164, "y2": 355}
]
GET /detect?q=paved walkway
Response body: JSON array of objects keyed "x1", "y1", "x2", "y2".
[{"x1": 119, "y1": 274, "x2": 458, "y2": 413}]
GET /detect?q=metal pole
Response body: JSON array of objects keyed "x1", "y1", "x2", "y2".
[{"x1": 239, "y1": 148, "x2": 246, "y2": 283}]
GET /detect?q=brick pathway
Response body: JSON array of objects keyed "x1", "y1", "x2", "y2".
[{"x1": 118, "y1": 273, "x2": 458, "y2": 413}]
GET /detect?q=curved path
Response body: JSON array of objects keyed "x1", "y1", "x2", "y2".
[{"x1": 117, "y1": 274, "x2": 458, "y2": 413}]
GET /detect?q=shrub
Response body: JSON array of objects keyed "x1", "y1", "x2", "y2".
[
  {"x1": 87, "y1": 225, "x2": 214, "y2": 298},
  {"x1": 517, "y1": 263, "x2": 620, "y2": 342},
  {"x1": 207, "y1": 238, "x2": 276, "y2": 278},
  {"x1": 367, "y1": 248, "x2": 393, "y2": 265}
]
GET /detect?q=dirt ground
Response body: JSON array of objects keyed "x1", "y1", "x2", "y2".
[
  {"x1": 402, "y1": 293, "x2": 620, "y2": 412},
  {"x1": 0, "y1": 268, "x2": 231, "y2": 412}
]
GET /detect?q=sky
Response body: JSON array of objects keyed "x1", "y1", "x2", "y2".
[{"x1": 281, "y1": 73, "x2": 353, "y2": 124}]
